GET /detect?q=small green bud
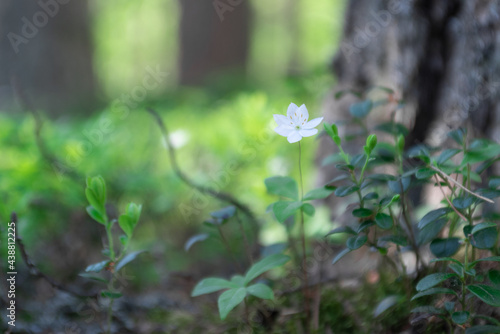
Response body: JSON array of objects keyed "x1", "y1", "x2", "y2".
[
  {"x1": 366, "y1": 134, "x2": 377, "y2": 152},
  {"x1": 333, "y1": 135, "x2": 341, "y2": 146},
  {"x1": 331, "y1": 124, "x2": 339, "y2": 136},
  {"x1": 397, "y1": 135, "x2": 405, "y2": 153}
]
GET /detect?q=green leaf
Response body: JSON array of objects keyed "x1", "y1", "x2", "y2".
[
  {"x1": 416, "y1": 273, "x2": 457, "y2": 292},
  {"x1": 410, "y1": 306, "x2": 445, "y2": 315},
  {"x1": 418, "y1": 208, "x2": 452, "y2": 229},
  {"x1": 244, "y1": 253, "x2": 290, "y2": 285},
  {"x1": 265, "y1": 176, "x2": 298, "y2": 200},
  {"x1": 230, "y1": 275, "x2": 245, "y2": 287},
  {"x1": 415, "y1": 168, "x2": 437, "y2": 180},
  {"x1": 366, "y1": 134, "x2": 378, "y2": 151},
  {"x1": 363, "y1": 192, "x2": 379, "y2": 201},
  {"x1": 452, "y1": 311, "x2": 470, "y2": 325},
  {"x1": 378, "y1": 235, "x2": 407, "y2": 247},
  {"x1": 411, "y1": 288, "x2": 457, "y2": 301},
  {"x1": 471, "y1": 256, "x2": 500, "y2": 267},
  {"x1": 488, "y1": 270, "x2": 500, "y2": 286},
  {"x1": 471, "y1": 222, "x2": 498, "y2": 235},
  {"x1": 301, "y1": 203, "x2": 315, "y2": 216},
  {"x1": 352, "y1": 208, "x2": 373, "y2": 218},
  {"x1": 349, "y1": 100, "x2": 373, "y2": 118},
  {"x1": 453, "y1": 196, "x2": 475, "y2": 209},
  {"x1": 192, "y1": 278, "x2": 238, "y2": 297},
  {"x1": 118, "y1": 214, "x2": 134, "y2": 237},
  {"x1": 78, "y1": 273, "x2": 108, "y2": 283},
  {"x1": 85, "y1": 260, "x2": 109, "y2": 273},
  {"x1": 218, "y1": 287, "x2": 247, "y2": 320},
  {"x1": 210, "y1": 206, "x2": 236, "y2": 220},
  {"x1": 332, "y1": 248, "x2": 351, "y2": 265},
  {"x1": 125, "y1": 203, "x2": 142, "y2": 225},
  {"x1": 448, "y1": 128, "x2": 466, "y2": 145},
  {"x1": 436, "y1": 149, "x2": 461, "y2": 165},
  {"x1": 375, "y1": 122, "x2": 409, "y2": 136},
  {"x1": 86, "y1": 206, "x2": 107, "y2": 225},
  {"x1": 375, "y1": 213, "x2": 393, "y2": 230},
  {"x1": 430, "y1": 238, "x2": 461, "y2": 257},
  {"x1": 185, "y1": 233, "x2": 210, "y2": 251},
  {"x1": 325, "y1": 226, "x2": 357, "y2": 236},
  {"x1": 388, "y1": 177, "x2": 411, "y2": 194},
  {"x1": 449, "y1": 263, "x2": 464, "y2": 277},
  {"x1": 85, "y1": 181, "x2": 105, "y2": 215},
  {"x1": 471, "y1": 227, "x2": 498, "y2": 249},
  {"x1": 272, "y1": 201, "x2": 302, "y2": 223},
  {"x1": 115, "y1": 250, "x2": 145, "y2": 272},
  {"x1": 467, "y1": 284, "x2": 500, "y2": 307},
  {"x1": 357, "y1": 220, "x2": 375, "y2": 233},
  {"x1": 335, "y1": 185, "x2": 359, "y2": 197},
  {"x1": 303, "y1": 187, "x2": 334, "y2": 201},
  {"x1": 466, "y1": 326, "x2": 500, "y2": 334},
  {"x1": 246, "y1": 284, "x2": 274, "y2": 300},
  {"x1": 417, "y1": 218, "x2": 448, "y2": 245},
  {"x1": 373, "y1": 295, "x2": 399, "y2": 318},
  {"x1": 101, "y1": 290, "x2": 123, "y2": 299},
  {"x1": 346, "y1": 235, "x2": 367, "y2": 250},
  {"x1": 489, "y1": 177, "x2": 500, "y2": 189}
]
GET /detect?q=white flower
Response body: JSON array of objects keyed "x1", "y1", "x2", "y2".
[{"x1": 273, "y1": 103, "x2": 323, "y2": 143}]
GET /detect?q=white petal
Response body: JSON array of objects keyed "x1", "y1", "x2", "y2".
[
  {"x1": 299, "y1": 128, "x2": 318, "y2": 137},
  {"x1": 274, "y1": 125, "x2": 294, "y2": 137},
  {"x1": 287, "y1": 131, "x2": 302, "y2": 143},
  {"x1": 298, "y1": 104, "x2": 309, "y2": 122},
  {"x1": 287, "y1": 103, "x2": 300, "y2": 123},
  {"x1": 273, "y1": 114, "x2": 289, "y2": 126},
  {"x1": 303, "y1": 117, "x2": 323, "y2": 129}
]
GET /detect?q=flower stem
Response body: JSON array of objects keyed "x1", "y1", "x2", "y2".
[{"x1": 298, "y1": 142, "x2": 311, "y2": 327}]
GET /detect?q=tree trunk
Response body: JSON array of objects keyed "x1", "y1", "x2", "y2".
[
  {"x1": 318, "y1": 0, "x2": 500, "y2": 189},
  {"x1": 177, "y1": 0, "x2": 250, "y2": 86},
  {"x1": 0, "y1": 0, "x2": 98, "y2": 116}
]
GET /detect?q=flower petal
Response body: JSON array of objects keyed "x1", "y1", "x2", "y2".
[
  {"x1": 299, "y1": 128, "x2": 318, "y2": 137},
  {"x1": 303, "y1": 117, "x2": 323, "y2": 129},
  {"x1": 273, "y1": 114, "x2": 290, "y2": 126},
  {"x1": 287, "y1": 131, "x2": 302, "y2": 143},
  {"x1": 274, "y1": 125, "x2": 294, "y2": 137},
  {"x1": 287, "y1": 103, "x2": 301, "y2": 124},
  {"x1": 298, "y1": 104, "x2": 309, "y2": 122},
  {"x1": 287, "y1": 103, "x2": 299, "y2": 117}
]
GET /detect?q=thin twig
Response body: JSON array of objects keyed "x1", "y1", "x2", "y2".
[
  {"x1": 430, "y1": 165, "x2": 494, "y2": 203},
  {"x1": 11, "y1": 76, "x2": 80, "y2": 182},
  {"x1": 12, "y1": 212, "x2": 99, "y2": 299},
  {"x1": 433, "y1": 175, "x2": 468, "y2": 222},
  {"x1": 146, "y1": 108, "x2": 259, "y2": 230}
]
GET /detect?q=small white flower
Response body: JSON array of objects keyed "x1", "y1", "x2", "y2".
[{"x1": 273, "y1": 103, "x2": 323, "y2": 143}]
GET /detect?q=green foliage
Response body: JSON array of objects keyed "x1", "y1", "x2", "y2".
[{"x1": 191, "y1": 253, "x2": 290, "y2": 320}]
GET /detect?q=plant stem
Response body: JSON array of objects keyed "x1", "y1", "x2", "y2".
[
  {"x1": 236, "y1": 210, "x2": 253, "y2": 265},
  {"x1": 106, "y1": 222, "x2": 115, "y2": 262},
  {"x1": 298, "y1": 142, "x2": 311, "y2": 328},
  {"x1": 106, "y1": 298, "x2": 115, "y2": 334},
  {"x1": 217, "y1": 226, "x2": 243, "y2": 273}
]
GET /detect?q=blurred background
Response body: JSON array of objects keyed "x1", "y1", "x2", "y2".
[
  {"x1": 2, "y1": 0, "x2": 500, "y2": 332},
  {"x1": 0, "y1": 1, "x2": 346, "y2": 331}
]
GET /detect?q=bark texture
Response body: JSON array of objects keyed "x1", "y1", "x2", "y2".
[{"x1": 319, "y1": 0, "x2": 500, "y2": 188}]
